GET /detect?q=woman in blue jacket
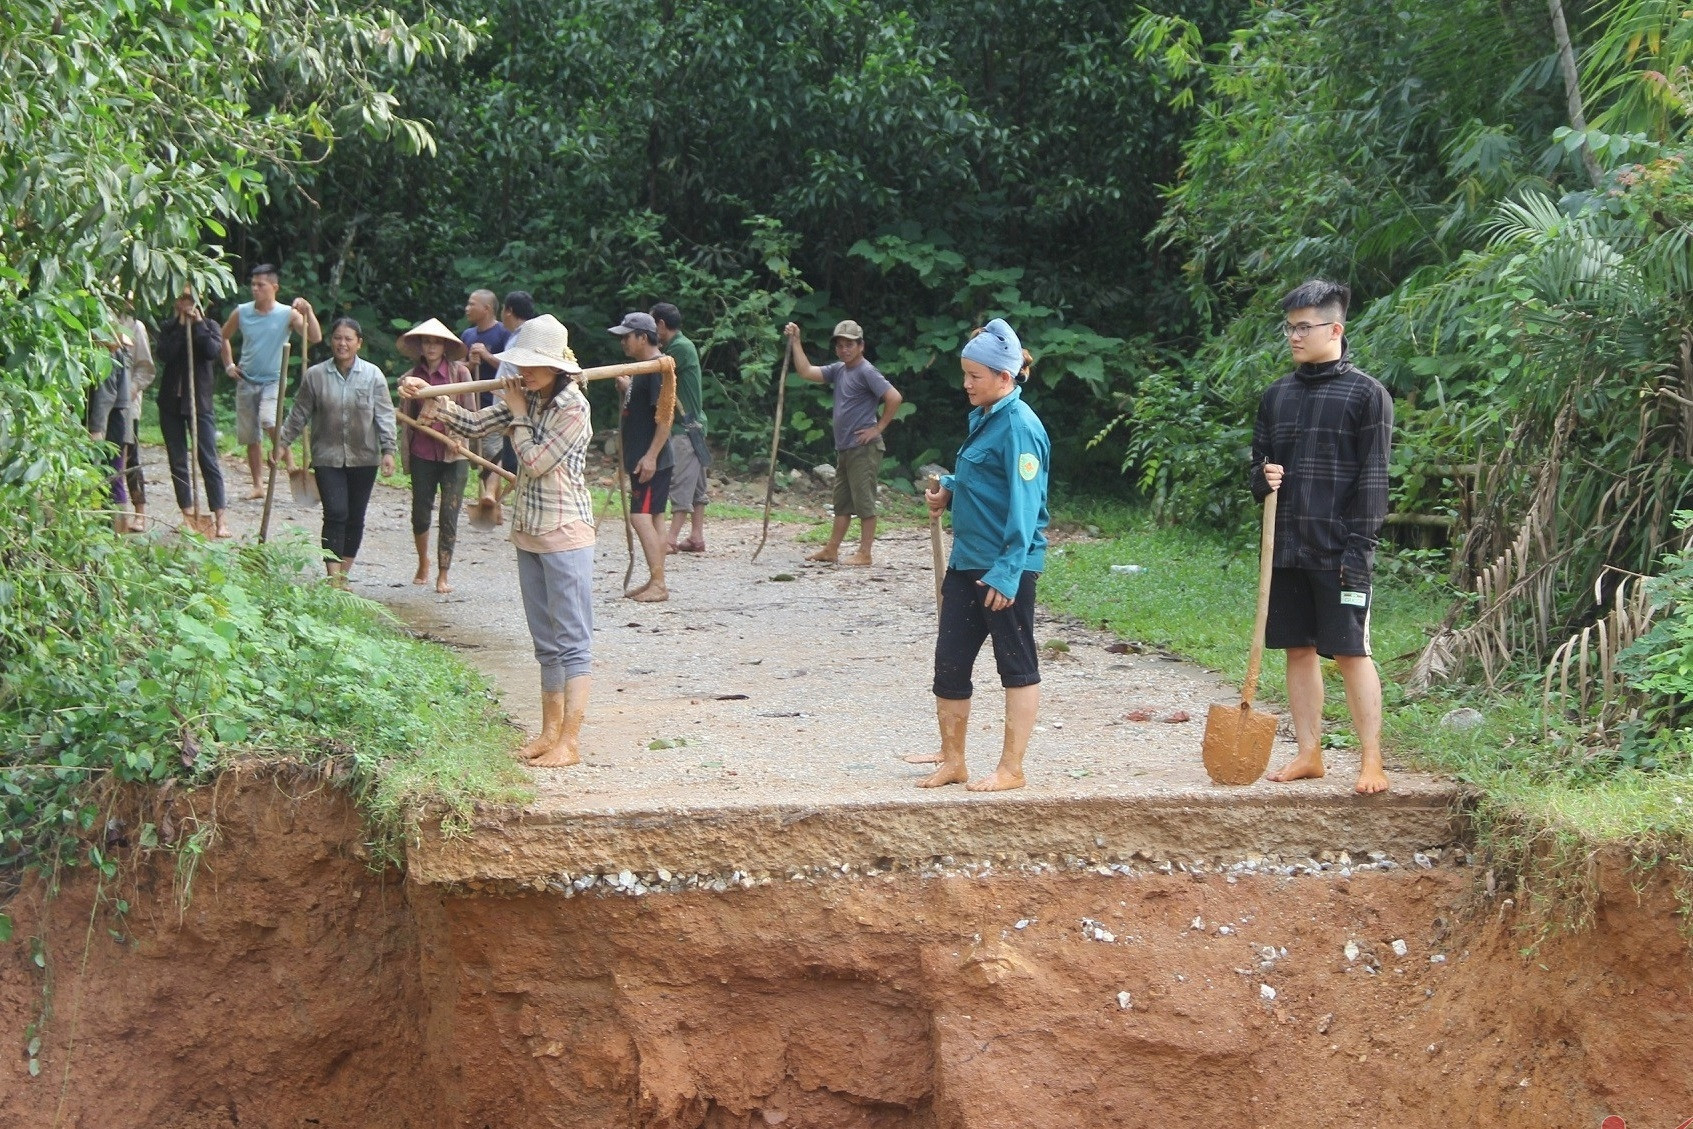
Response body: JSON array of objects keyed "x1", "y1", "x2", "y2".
[{"x1": 918, "y1": 319, "x2": 1050, "y2": 791}]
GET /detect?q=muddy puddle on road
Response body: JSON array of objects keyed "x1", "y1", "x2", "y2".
[{"x1": 1, "y1": 776, "x2": 1687, "y2": 1128}]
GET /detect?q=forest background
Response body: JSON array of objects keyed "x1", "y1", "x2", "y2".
[{"x1": 6, "y1": 0, "x2": 1693, "y2": 921}]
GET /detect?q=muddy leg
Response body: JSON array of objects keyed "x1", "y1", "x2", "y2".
[
  {"x1": 518, "y1": 691, "x2": 565, "y2": 761},
  {"x1": 806, "y1": 515, "x2": 852, "y2": 562},
  {"x1": 628, "y1": 513, "x2": 668, "y2": 601},
  {"x1": 531, "y1": 676, "x2": 588, "y2": 768},
  {"x1": 413, "y1": 531, "x2": 430, "y2": 585},
  {"x1": 917, "y1": 697, "x2": 970, "y2": 787},
  {"x1": 968, "y1": 684, "x2": 1037, "y2": 792},
  {"x1": 1336, "y1": 654, "x2": 1387, "y2": 794},
  {"x1": 1268, "y1": 646, "x2": 1326, "y2": 782}
]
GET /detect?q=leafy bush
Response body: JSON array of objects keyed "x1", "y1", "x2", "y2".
[{"x1": 1, "y1": 525, "x2": 530, "y2": 890}]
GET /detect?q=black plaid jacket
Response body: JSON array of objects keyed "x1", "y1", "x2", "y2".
[{"x1": 1249, "y1": 354, "x2": 1393, "y2": 583}]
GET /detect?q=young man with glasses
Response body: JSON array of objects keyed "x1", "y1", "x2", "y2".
[{"x1": 1250, "y1": 279, "x2": 1394, "y2": 794}]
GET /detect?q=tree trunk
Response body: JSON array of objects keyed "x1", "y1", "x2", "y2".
[{"x1": 1548, "y1": 0, "x2": 1606, "y2": 189}]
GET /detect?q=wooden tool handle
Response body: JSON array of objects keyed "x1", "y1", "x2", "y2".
[
  {"x1": 1241, "y1": 490, "x2": 1278, "y2": 707},
  {"x1": 395, "y1": 412, "x2": 517, "y2": 483},
  {"x1": 404, "y1": 357, "x2": 672, "y2": 398},
  {"x1": 927, "y1": 475, "x2": 945, "y2": 612}
]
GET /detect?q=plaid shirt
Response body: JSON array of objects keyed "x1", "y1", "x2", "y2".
[
  {"x1": 433, "y1": 382, "x2": 595, "y2": 536},
  {"x1": 1249, "y1": 354, "x2": 1393, "y2": 582}
]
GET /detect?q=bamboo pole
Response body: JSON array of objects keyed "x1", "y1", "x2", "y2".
[{"x1": 751, "y1": 346, "x2": 791, "y2": 563}]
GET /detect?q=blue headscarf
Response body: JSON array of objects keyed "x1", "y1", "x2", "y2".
[{"x1": 960, "y1": 318, "x2": 1024, "y2": 379}]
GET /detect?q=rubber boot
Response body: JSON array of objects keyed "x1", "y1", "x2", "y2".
[
  {"x1": 517, "y1": 691, "x2": 565, "y2": 761},
  {"x1": 917, "y1": 697, "x2": 971, "y2": 788},
  {"x1": 531, "y1": 678, "x2": 589, "y2": 768}
]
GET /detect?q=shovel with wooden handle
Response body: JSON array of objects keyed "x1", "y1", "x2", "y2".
[
  {"x1": 290, "y1": 327, "x2": 318, "y2": 506},
  {"x1": 257, "y1": 340, "x2": 291, "y2": 544},
  {"x1": 751, "y1": 345, "x2": 791, "y2": 563},
  {"x1": 926, "y1": 474, "x2": 945, "y2": 612},
  {"x1": 179, "y1": 296, "x2": 216, "y2": 536},
  {"x1": 394, "y1": 410, "x2": 515, "y2": 532},
  {"x1": 1201, "y1": 490, "x2": 1280, "y2": 785}
]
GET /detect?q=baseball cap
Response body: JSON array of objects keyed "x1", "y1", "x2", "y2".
[
  {"x1": 608, "y1": 311, "x2": 658, "y2": 336},
  {"x1": 831, "y1": 319, "x2": 865, "y2": 341}
]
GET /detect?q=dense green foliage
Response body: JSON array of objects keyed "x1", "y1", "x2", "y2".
[
  {"x1": 240, "y1": 0, "x2": 1243, "y2": 476},
  {"x1": 0, "y1": 0, "x2": 504, "y2": 929}
]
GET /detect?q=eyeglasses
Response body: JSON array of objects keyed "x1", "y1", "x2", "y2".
[{"x1": 1280, "y1": 321, "x2": 1336, "y2": 339}]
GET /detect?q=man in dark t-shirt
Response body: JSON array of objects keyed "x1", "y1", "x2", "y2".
[
  {"x1": 461, "y1": 288, "x2": 514, "y2": 509},
  {"x1": 611, "y1": 312, "x2": 675, "y2": 602}
]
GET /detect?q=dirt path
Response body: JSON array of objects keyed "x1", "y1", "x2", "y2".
[{"x1": 137, "y1": 444, "x2": 1449, "y2": 814}]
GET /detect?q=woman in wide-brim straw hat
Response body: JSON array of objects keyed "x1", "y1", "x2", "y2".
[
  {"x1": 916, "y1": 318, "x2": 1050, "y2": 792},
  {"x1": 401, "y1": 314, "x2": 595, "y2": 769},
  {"x1": 397, "y1": 317, "x2": 476, "y2": 594}
]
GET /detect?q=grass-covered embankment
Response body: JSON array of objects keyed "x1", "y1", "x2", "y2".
[{"x1": 1037, "y1": 503, "x2": 1693, "y2": 875}]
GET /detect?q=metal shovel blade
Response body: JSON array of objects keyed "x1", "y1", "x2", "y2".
[
  {"x1": 182, "y1": 511, "x2": 217, "y2": 537},
  {"x1": 466, "y1": 496, "x2": 503, "y2": 532},
  {"x1": 1201, "y1": 700, "x2": 1277, "y2": 785},
  {"x1": 289, "y1": 466, "x2": 318, "y2": 507}
]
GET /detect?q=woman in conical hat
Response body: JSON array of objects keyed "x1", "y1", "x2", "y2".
[
  {"x1": 400, "y1": 314, "x2": 595, "y2": 769},
  {"x1": 397, "y1": 317, "x2": 475, "y2": 594}
]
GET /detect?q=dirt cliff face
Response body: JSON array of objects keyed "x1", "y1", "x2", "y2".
[{"x1": 2, "y1": 778, "x2": 1689, "y2": 1128}]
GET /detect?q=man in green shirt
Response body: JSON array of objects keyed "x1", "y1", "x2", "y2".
[{"x1": 652, "y1": 302, "x2": 710, "y2": 553}]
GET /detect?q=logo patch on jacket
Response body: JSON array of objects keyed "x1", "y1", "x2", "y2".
[{"x1": 1018, "y1": 452, "x2": 1040, "y2": 481}]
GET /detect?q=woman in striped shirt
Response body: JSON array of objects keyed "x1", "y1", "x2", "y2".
[{"x1": 403, "y1": 314, "x2": 595, "y2": 769}]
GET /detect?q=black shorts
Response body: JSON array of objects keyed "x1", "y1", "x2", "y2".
[
  {"x1": 628, "y1": 466, "x2": 672, "y2": 516},
  {"x1": 1264, "y1": 567, "x2": 1372, "y2": 658},
  {"x1": 933, "y1": 569, "x2": 1041, "y2": 699}
]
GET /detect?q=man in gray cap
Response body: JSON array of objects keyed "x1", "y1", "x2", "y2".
[
  {"x1": 610, "y1": 311, "x2": 675, "y2": 601},
  {"x1": 782, "y1": 318, "x2": 904, "y2": 566}
]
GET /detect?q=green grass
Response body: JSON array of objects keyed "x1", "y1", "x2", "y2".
[{"x1": 1038, "y1": 503, "x2": 1693, "y2": 878}]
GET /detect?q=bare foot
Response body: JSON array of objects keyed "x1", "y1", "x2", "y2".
[
  {"x1": 213, "y1": 524, "x2": 233, "y2": 539},
  {"x1": 1355, "y1": 765, "x2": 1390, "y2": 794},
  {"x1": 623, "y1": 580, "x2": 651, "y2": 599},
  {"x1": 917, "y1": 763, "x2": 968, "y2": 788},
  {"x1": 436, "y1": 577, "x2": 454, "y2": 595},
  {"x1": 805, "y1": 547, "x2": 838, "y2": 563},
  {"x1": 130, "y1": 511, "x2": 148, "y2": 533},
  {"x1": 515, "y1": 733, "x2": 549, "y2": 760},
  {"x1": 245, "y1": 486, "x2": 265, "y2": 500},
  {"x1": 1267, "y1": 750, "x2": 1326, "y2": 783},
  {"x1": 665, "y1": 540, "x2": 679, "y2": 555},
  {"x1": 529, "y1": 744, "x2": 581, "y2": 768},
  {"x1": 412, "y1": 568, "x2": 429, "y2": 586},
  {"x1": 902, "y1": 751, "x2": 942, "y2": 764},
  {"x1": 842, "y1": 551, "x2": 873, "y2": 567},
  {"x1": 966, "y1": 767, "x2": 1026, "y2": 792},
  {"x1": 631, "y1": 585, "x2": 669, "y2": 603}
]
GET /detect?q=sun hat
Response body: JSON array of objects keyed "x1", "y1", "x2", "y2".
[
  {"x1": 494, "y1": 314, "x2": 582, "y2": 374},
  {"x1": 397, "y1": 317, "x2": 469, "y2": 362},
  {"x1": 831, "y1": 319, "x2": 865, "y2": 342},
  {"x1": 608, "y1": 311, "x2": 658, "y2": 336},
  {"x1": 961, "y1": 318, "x2": 1025, "y2": 379}
]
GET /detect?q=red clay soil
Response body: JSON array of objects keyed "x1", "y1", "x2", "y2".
[{"x1": 1, "y1": 776, "x2": 1689, "y2": 1128}]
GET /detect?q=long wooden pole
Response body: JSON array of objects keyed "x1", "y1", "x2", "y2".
[
  {"x1": 751, "y1": 346, "x2": 791, "y2": 563},
  {"x1": 404, "y1": 357, "x2": 670, "y2": 399},
  {"x1": 395, "y1": 412, "x2": 516, "y2": 483},
  {"x1": 181, "y1": 294, "x2": 208, "y2": 532},
  {"x1": 927, "y1": 475, "x2": 945, "y2": 612},
  {"x1": 257, "y1": 340, "x2": 291, "y2": 544}
]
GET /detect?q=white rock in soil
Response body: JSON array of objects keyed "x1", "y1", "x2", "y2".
[
  {"x1": 1413, "y1": 852, "x2": 1434, "y2": 869},
  {"x1": 1260, "y1": 984, "x2": 1276, "y2": 1001},
  {"x1": 1441, "y1": 706, "x2": 1485, "y2": 731},
  {"x1": 1430, "y1": 953, "x2": 1447, "y2": 964},
  {"x1": 618, "y1": 869, "x2": 635, "y2": 889},
  {"x1": 1391, "y1": 939, "x2": 1409, "y2": 958},
  {"x1": 811, "y1": 464, "x2": 837, "y2": 482},
  {"x1": 1344, "y1": 940, "x2": 1360, "y2": 962},
  {"x1": 1015, "y1": 919, "x2": 1031, "y2": 930},
  {"x1": 1217, "y1": 925, "x2": 1234, "y2": 936},
  {"x1": 1191, "y1": 917, "x2": 1205, "y2": 931},
  {"x1": 1117, "y1": 991, "x2": 1132, "y2": 1010}
]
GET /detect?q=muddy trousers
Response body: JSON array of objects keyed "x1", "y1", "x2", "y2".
[
  {"x1": 158, "y1": 405, "x2": 227, "y2": 512},
  {"x1": 409, "y1": 457, "x2": 467, "y2": 558},
  {"x1": 516, "y1": 546, "x2": 595, "y2": 692},
  {"x1": 314, "y1": 464, "x2": 378, "y2": 562}
]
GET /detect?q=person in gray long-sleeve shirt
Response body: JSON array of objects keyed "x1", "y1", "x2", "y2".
[
  {"x1": 1248, "y1": 278, "x2": 1393, "y2": 795},
  {"x1": 274, "y1": 316, "x2": 395, "y2": 580}
]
